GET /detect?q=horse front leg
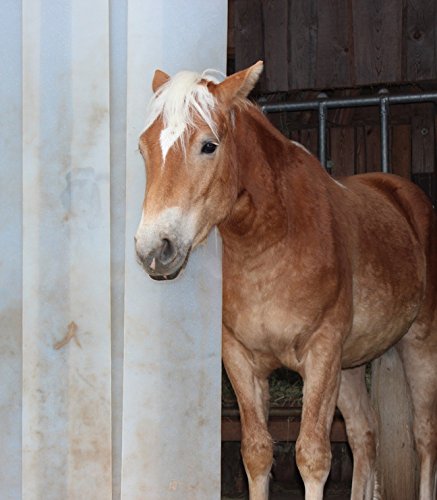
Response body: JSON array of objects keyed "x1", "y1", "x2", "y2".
[
  {"x1": 222, "y1": 326, "x2": 273, "y2": 500},
  {"x1": 296, "y1": 341, "x2": 342, "y2": 500}
]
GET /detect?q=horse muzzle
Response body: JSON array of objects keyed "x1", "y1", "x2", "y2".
[{"x1": 136, "y1": 236, "x2": 191, "y2": 281}]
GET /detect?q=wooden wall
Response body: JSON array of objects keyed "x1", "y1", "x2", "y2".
[
  {"x1": 231, "y1": 0, "x2": 437, "y2": 92},
  {"x1": 228, "y1": 0, "x2": 437, "y2": 204},
  {"x1": 266, "y1": 95, "x2": 437, "y2": 203}
]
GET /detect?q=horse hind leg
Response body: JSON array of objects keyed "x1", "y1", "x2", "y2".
[
  {"x1": 398, "y1": 327, "x2": 437, "y2": 500},
  {"x1": 337, "y1": 366, "x2": 379, "y2": 500}
]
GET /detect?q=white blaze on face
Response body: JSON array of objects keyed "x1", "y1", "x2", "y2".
[
  {"x1": 159, "y1": 123, "x2": 185, "y2": 162},
  {"x1": 142, "y1": 69, "x2": 222, "y2": 163},
  {"x1": 135, "y1": 206, "x2": 198, "y2": 256}
]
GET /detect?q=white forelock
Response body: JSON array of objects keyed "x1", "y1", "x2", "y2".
[{"x1": 143, "y1": 69, "x2": 224, "y2": 161}]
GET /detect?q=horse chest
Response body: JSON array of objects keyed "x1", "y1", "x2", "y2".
[{"x1": 222, "y1": 274, "x2": 309, "y2": 364}]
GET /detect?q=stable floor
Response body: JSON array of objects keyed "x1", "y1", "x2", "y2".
[{"x1": 223, "y1": 483, "x2": 351, "y2": 499}]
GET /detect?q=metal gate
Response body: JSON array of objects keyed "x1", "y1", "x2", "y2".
[{"x1": 262, "y1": 91, "x2": 437, "y2": 174}]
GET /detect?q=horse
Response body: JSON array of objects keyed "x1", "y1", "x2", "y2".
[{"x1": 134, "y1": 61, "x2": 437, "y2": 500}]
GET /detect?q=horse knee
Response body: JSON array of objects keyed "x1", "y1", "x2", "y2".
[
  {"x1": 241, "y1": 428, "x2": 273, "y2": 480},
  {"x1": 295, "y1": 436, "x2": 332, "y2": 485}
]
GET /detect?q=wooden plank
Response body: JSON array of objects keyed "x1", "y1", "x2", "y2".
[
  {"x1": 352, "y1": 0, "x2": 403, "y2": 86},
  {"x1": 330, "y1": 127, "x2": 355, "y2": 177},
  {"x1": 222, "y1": 416, "x2": 348, "y2": 442},
  {"x1": 316, "y1": 0, "x2": 353, "y2": 88},
  {"x1": 227, "y1": 0, "x2": 236, "y2": 60},
  {"x1": 364, "y1": 125, "x2": 381, "y2": 172},
  {"x1": 299, "y1": 128, "x2": 318, "y2": 156},
  {"x1": 391, "y1": 125, "x2": 412, "y2": 179},
  {"x1": 289, "y1": 129, "x2": 300, "y2": 142},
  {"x1": 411, "y1": 104, "x2": 435, "y2": 173},
  {"x1": 371, "y1": 348, "x2": 419, "y2": 500},
  {"x1": 412, "y1": 173, "x2": 436, "y2": 206},
  {"x1": 267, "y1": 110, "x2": 288, "y2": 138},
  {"x1": 288, "y1": 0, "x2": 318, "y2": 89},
  {"x1": 234, "y1": 0, "x2": 265, "y2": 89},
  {"x1": 355, "y1": 126, "x2": 367, "y2": 174},
  {"x1": 406, "y1": 0, "x2": 437, "y2": 81},
  {"x1": 262, "y1": 0, "x2": 289, "y2": 92}
]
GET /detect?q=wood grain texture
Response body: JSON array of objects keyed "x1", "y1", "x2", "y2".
[
  {"x1": 364, "y1": 125, "x2": 382, "y2": 172},
  {"x1": 371, "y1": 348, "x2": 419, "y2": 500},
  {"x1": 406, "y1": 0, "x2": 437, "y2": 81},
  {"x1": 355, "y1": 126, "x2": 367, "y2": 174},
  {"x1": 316, "y1": 0, "x2": 353, "y2": 88},
  {"x1": 234, "y1": 0, "x2": 265, "y2": 88},
  {"x1": 330, "y1": 127, "x2": 355, "y2": 177},
  {"x1": 262, "y1": 0, "x2": 289, "y2": 92},
  {"x1": 222, "y1": 416, "x2": 347, "y2": 442},
  {"x1": 411, "y1": 104, "x2": 435, "y2": 173},
  {"x1": 299, "y1": 128, "x2": 318, "y2": 156},
  {"x1": 351, "y1": 0, "x2": 404, "y2": 86},
  {"x1": 288, "y1": 0, "x2": 318, "y2": 89},
  {"x1": 412, "y1": 173, "x2": 436, "y2": 204},
  {"x1": 391, "y1": 125, "x2": 412, "y2": 178},
  {"x1": 230, "y1": 0, "x2": 437, "y2": 90}
]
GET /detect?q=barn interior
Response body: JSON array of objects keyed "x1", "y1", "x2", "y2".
[{"x1": 222, "y1": 1, "x2": 437, "y2": 498}]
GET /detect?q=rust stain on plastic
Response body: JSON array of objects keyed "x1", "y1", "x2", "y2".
[{"x1": 54, "y1": 321, "x2": 81, "y2": 350}]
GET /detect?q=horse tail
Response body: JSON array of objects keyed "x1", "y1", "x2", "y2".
[{"x1": 371, "y1": 347, "x2": 419, "y2": 499}]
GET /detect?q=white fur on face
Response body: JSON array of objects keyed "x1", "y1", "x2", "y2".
[
  {"x1": 135, "y1": 206, "x2": 198, "y2": 256},
  {"x1": 159, "y1": 123, "x2": 185, "y2": 161},
  {"x1": 143, "y1": 70, "x2": 224, "y2": 162}
]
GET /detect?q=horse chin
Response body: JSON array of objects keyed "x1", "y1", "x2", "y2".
[
  {"x1": 148, "y1": 247, "x2": 191, "y2": 282},
  {"x1": 149, "y1": 268, "x2": 183, "y2": 281}
]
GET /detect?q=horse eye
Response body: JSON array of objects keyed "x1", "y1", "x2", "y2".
[{"x1": 201, "y1": 142, "x2": 218, "y2": 154}]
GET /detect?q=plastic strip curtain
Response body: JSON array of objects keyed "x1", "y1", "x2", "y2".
[{"x1": 0, "y1": 1, "x2": 226, "y2": 498}]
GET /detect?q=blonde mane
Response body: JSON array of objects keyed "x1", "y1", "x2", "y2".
[{"x1": 143, "y1": 69, "x2": 224, "y2": 161}]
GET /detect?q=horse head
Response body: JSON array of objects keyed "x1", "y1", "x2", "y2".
[{"x1": 135, "y1": 61, "x2": 263, "y2": 280}]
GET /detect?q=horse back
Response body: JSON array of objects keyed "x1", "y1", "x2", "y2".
[{"x1": 340, "y1": 172, "x2": 434, "y2": 250}]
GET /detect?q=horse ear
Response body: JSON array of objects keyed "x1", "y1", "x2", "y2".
[
  {"x1": 152, "y1": 69, "x2": 170, "y2": 93},
  {"x1": 212, "y1": 61, "x2": 263, "y2": 105}
]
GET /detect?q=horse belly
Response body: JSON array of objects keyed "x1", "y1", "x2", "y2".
[{"x1": 342, "y1": 258, "x2": 425, "y2": 367}]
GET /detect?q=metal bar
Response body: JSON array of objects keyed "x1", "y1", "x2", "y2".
[
  {"x1": 318, "y1": 99, "x2": 328, "y2": 168},
  {"x1": 261, "y1": 91, "x2": 437, "y2": 173},
  {"x1": 379, "y1": 90, "x2": 390, "y2": 173},
  {"x1": 261, "y1": 92, "x2": 437, "y2": 114}
]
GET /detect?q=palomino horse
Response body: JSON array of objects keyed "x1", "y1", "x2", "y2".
[{"x1": 135, "y1": 62, "x2": 437, "y2": 499}]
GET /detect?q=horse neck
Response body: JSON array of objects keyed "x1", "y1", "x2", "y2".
[{"x1": 219, "y1": 104, "x2": 335, "y2": 254}]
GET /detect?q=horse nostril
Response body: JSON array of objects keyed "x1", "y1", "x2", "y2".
[{"x1": 159, "y1": 238, "x2": 176, "y2": 265}]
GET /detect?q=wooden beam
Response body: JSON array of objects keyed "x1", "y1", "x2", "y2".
[{"x1": 222, "y1": 414, "x2": 348, "y2": 443}]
